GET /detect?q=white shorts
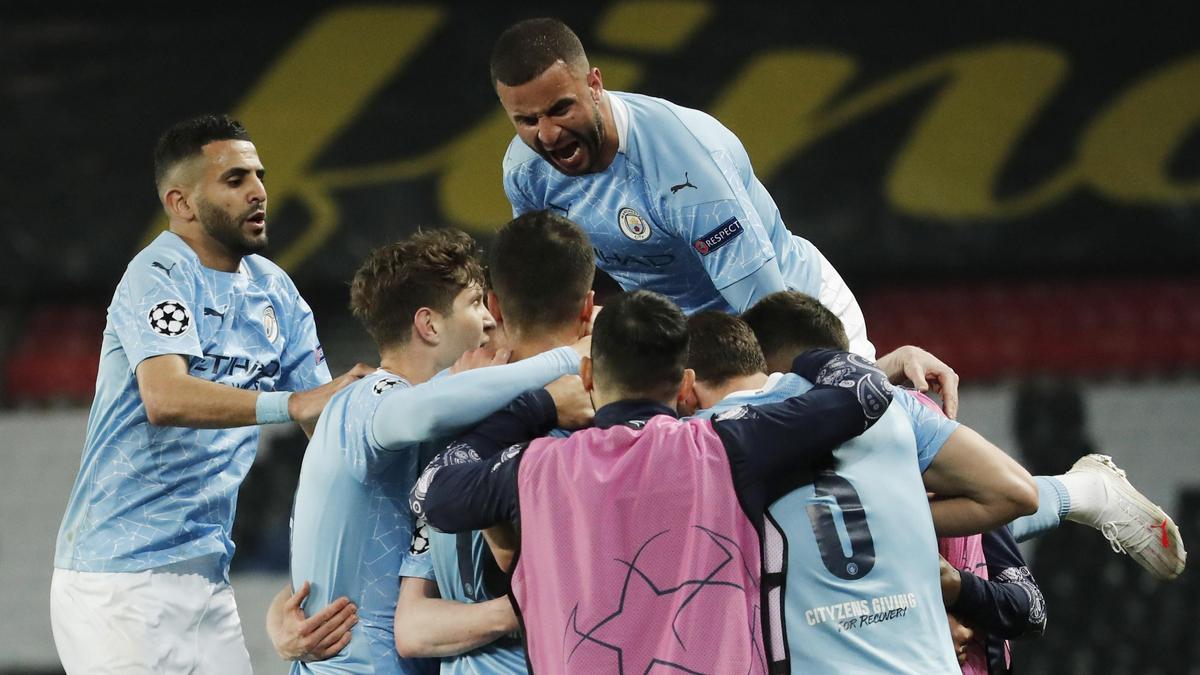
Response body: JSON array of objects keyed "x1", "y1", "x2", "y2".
[
  {"x1": 50, "y1": 566, "x2": 253, "y2": 674},
  {"x1": 816, "y1": 248, "x2": 876, "y2": 360}
]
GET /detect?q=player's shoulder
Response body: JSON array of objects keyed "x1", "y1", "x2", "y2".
[
  {"x1": 619, "y1": 91, "x2": 739, "y2": 154},
  {"x1": 240, "y1": 253, "x2": 297, "y2": 291},
  {"x1": 125, "y1": 231, "x2": 201, "y2": 283},
  {"x1": 501, "y1": 134, "x2": 542, "y2": 174}
]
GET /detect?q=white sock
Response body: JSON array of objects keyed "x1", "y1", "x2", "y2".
[{"x1": 1059, "y1": 470, "x2": 1109, "y2": 525}]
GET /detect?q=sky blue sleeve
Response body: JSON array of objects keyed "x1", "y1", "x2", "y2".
[
  {"x1": 662, "y1": 143, "x2": 778, "y2": 292},
  {"x1": 716, "y1": 263, "x2": 788, "y2": 314},
  {"x1": 502, "y1": 149, "x2": 538, "y2": 217},
  {"x1": 368, "y1": 347, "x2": 580, "y2": 451},
  {"x1": 276, "y1": 290, "x2": 332, "y2": 392},
  {"x1": 111, "y1": 260, "x2": 204, "y2": 367},
  {"x1": 399, "y1": 518, "x2": 436, "y2": 581},
  {"x1": 894, "y1": 389, "x2": 961, "y2": 472}
]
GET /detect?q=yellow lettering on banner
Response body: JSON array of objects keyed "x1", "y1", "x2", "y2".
[
  {"x1": 140, "y1": 6, "x2": 445, "y2": 268},
  {"x1": 1080, "y1": 53, "x2": 1200, "y2": 202},
  {"x1": 713, "y1": 44, "x2": 1078, "y2": 219}
]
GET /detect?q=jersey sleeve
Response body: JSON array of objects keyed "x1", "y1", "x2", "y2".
[
  {"x1": 276, "y1": 290, "x2": 332, "y2": 392},
  {"x1": 411, "y1": 442, "x2": 525, "y2": 534},
  {"x1": 951, "y1": 527, "x2": 1047, "y2": 639},
  {"x1": 110, "y1": 259, "x2": 204, "y2": 368},
  {"x1": 659, "y1": 138, "x2": 778, "y2": 293},
  {"x1": 399, "y1": 516, "x2": 437, "y2": 581},
  {"x1": 893, "y1": 389, "x2": 961, "y2": 472}
]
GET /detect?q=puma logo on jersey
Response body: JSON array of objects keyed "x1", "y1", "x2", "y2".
[
  {"x1": 151, "y1": 261, "x2": 176, "y2": 277},
  {"x1": 670, "y1": 172, "x2": 698, "y2": 194}
]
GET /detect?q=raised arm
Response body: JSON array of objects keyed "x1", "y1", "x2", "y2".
[
  {"x1": 713, "y1": 350, "x2": 893, "y2": 481},
  {"x1": 372, "y1": 346, "x2": 580, "y2": 450},
  {"x1": 411, "y1": 443, "x2": 525, "y2": 534}
]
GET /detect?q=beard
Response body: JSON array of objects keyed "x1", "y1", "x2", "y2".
[
  {"x1": 536, "y1": 99, "x2": 606, "y2": 175},
  {"x1": 196, "y1": 197, "x2": 267, "y2": 257}
]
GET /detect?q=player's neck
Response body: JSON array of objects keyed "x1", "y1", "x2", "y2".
[
  {"x1": 169, "y1": 222, "x2": 242, "y2": 272},
  {"x1": 378, "y1": 345, "x2": 440, "y2": 386},
  {"x1": 594, "y1": 92, "x2": 620, "y2": 171},
  {"x1": 506, "y1": 324, "x2": 582, "y2": 362}
]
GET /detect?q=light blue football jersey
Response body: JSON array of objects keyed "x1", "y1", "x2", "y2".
[
  {"x1": 54, "y1": 231, "x2": 330, "y2": 577},
  {"x1": 696, "y1": 375, "x2": 962, "y2": 673},
  {"x1": 290, "y1": 370, "x2": 430, "y2": 675},
  {"x1": 502, "y1": 91, "x2": 824, "y2": 316}
]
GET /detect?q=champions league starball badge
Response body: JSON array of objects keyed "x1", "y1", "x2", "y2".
[{"x1": 148, "y1": 300, "x2": 192, "y2": 337}]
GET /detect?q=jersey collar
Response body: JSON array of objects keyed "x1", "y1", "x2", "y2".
[
  {"x1": 594, "y1": 399, "x2": 676, "y2": 429},
  {"x1": 721, "y1": 372, "x2": 786, "y2": 403},
  {"x1": 607, "y1": 91, "x2": 630, "y2": 155}
]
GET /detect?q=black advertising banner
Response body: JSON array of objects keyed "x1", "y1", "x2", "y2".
[{"x1": 4, "y1": 1, "x2": 1198, "y2": 300}]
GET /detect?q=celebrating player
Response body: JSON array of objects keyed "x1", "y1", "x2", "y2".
[
  {"x1": 50, "y1": 114, "x2": 371, "y2": 673},
  {"x1": 394, "y1": 210, "x2": 596, "y2": 673},
  {"x1": 682, "y1": 307, "x2": 1041, "y2": 672},
  {"x1": 743, "y1": 291, "x2": 1187, "y2": 581},
  {"x1": 281, "y1": 229, "x2": 588, "y2": 673},
  {"x1": 492, "y1": 18, "x2": 875, "y2": 359},
  {"x1": 413, "y1": 290, "x2": 894, "y2": 673}
]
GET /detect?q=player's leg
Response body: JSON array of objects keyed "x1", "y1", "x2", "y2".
[
  {"x1": 1011, "y1": 455, "x2": 1186, "y2": 580},
  {"x1": 194, "y1": 580, "x2": 254, "y2": 674},
  {"x1": 50, "y1": 568, "x2": 189, "y2": 673}
]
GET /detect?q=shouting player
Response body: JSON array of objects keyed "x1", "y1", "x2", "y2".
[
  {"x1": 492, "y1": 18, "x2": 876, "y2": 358},
  {"x1": 51, "y1": 114, "x2": 370, "y2": 673}
]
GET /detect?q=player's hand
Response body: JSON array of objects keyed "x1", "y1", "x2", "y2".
[
  {"x1": 946, "y1": 612, "x2": 975, "y2": 665},
  {"x1": 875, "y1": 345, "x2": 960, "y2": 419},
  {"x1": 288, "y1": 363, "x2": 374, "y2": 425},
  {"x1": 450, "y1": 347, "x2": 510, "y2": 374},
  {"x1": 266, "y1": 581, "x2": 357, "y2": 662},
  {"x1": 938, "y1": 555, "x2": 962, "y2": 607},
  {"x1": 570, "y1": 335, "x2": 592, "y2": 361},
  {"x1": 546, "y1": 374, "x2": 595, "y2": 429}
]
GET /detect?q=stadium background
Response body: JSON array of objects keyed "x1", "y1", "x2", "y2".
[{"x1": 2, "y1": 1, "x2": 1197, "y2": 672}]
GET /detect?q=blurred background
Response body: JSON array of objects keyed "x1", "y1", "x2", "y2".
[{"x1": 2, "y1": 1, "x2": 1198, "y2": 673}]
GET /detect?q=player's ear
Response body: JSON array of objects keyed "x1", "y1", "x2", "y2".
[
  {"x1": 580, "y1": 356, "x2": 594, "y2": 393},
  {"x1": 586, "y1": 67, "x2": 603, "y2": 102},
  {"x1": 676, "y1": 369, "x2": 696, "y2": 410},
  {"x1": 578, "y1": 291, "x2": 595, "y2": 337},
  {"x1": 162, "y1": 185, "x2": 193, "y2": 221},
  {"x1": 677, "y1": 374, "x2": 699, "y2": 417},
  {"x1": 413, "y1": 306, "x2": 439, "y2": 346},
  {"x1": 486, "y1": 290, "x2": 506, "y2": 331}
]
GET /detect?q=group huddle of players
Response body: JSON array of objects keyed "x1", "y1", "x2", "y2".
[{"x1": 49, "y1": 17, "x2": 1185, "y2": 675}]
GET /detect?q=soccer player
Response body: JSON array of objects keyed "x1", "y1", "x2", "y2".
[
  {"x1": 49, "y1": 114, "x2": 371, "y2": 673},
  {"x1": 744, "y1": 291, "x2": 1187, "y2": 581},
  {"x1": 682, "y1": 307, "x2": 1042, "y2": 672},
  {"x1": 413, "y1": 290, "x2": 896, "y2": 674},
  {"x1": 491, "y1": 18, "x2": 877, "y2": 359},
  {"x1": 284, "y1": 229, "x2": 590, "y2": 674},
  {"x1": 393, "y1": 210, "x2": 597, "y2": 673}
]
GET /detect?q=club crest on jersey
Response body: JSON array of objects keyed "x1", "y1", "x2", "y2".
[
  {"x1": 373, "y1": 377, "x2": 404, "y2": 395},
  {"x1": 693, "y1": 217, "x2": 744, "y2": 256},
  {"x1": 147, "y1": 300, "x2": 192, "y2": 338},
  {"x1": 617, "y1": 207, "x2": 651, "y2": 242},
  {"x1": 262, "y1": 305, "x2": 279, "y2": 342}
]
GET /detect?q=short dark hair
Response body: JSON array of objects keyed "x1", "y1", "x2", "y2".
[
  {"x1": 153, "y1": 114, "x2": 251, "y2": 189},
  {"x1": 490, "y1": 211, "x2": 594, "y2": 332},
  {"x1": 591, "y1": 291, "x2": 689, "y2": 400},
  {"x1": 742, "y1": 291, "x2": 849, "y2": 365},
  {"x1": 685, "y1": 311, "x2": 768, "y2": 385},
  {"x1": 490, "y1": 18, "x2": 588, "y2": 87},
  {"x1": 350, "y1": 229, "x2": 487, "y2": 349}
]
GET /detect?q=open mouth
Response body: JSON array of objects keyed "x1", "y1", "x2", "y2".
[
  {"x1": 547, "y1": 140, "x2": 584, "y2": 169},
  {"x1": 244, "y1": 210, "x2": 267, "y2": 231}
]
